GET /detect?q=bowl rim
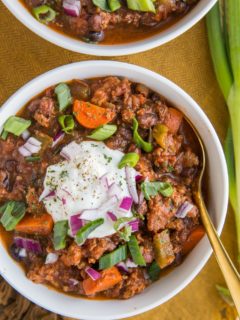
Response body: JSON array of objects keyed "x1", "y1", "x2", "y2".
[
  {"x1": 1, "y1": 0, "x2": 217, "y2": 56},
  {"x1": 0, "y1": 61, "x2": 229, "y2": 319}
]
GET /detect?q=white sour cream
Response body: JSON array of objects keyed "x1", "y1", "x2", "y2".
[{"x1": 42, "y1": 141, "x2": 134, "y2": 238}]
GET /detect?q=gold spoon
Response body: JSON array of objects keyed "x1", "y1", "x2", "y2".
[{"x1": 187, "y1": 118, "x2": 240, "y2": 315}]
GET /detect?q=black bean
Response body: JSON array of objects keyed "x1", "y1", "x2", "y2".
[{"x1": 86, "y1": 31, "x2": 105, "y2": 43}]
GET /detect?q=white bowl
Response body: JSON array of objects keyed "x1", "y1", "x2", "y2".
[
  {"x1": 0, "y1": 61, "x2": 228, "y2": 319},
  {"x1": 2, "y1": 0, "x2": 217, "y2": 56}
]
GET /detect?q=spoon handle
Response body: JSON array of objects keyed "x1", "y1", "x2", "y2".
[{"x1": 195, "y1": 193, "x2": 240, "y2": 315}]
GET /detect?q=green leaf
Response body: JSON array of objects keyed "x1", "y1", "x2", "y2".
[
  {"x1": 76, "y1": 218, "x2": 104, "y2": 245},
  {"x1": 147, "y1": 261, "x2": 161, "y2": 281},
  {"x1": 132, "y1": 118, "x2": 153, "y2": 153},
  {"x1": 141, "y1": 180, "x2": 173, "y2": 200},
  {"x1": 99, "y1": 244, "x2": 127, "y2": 269},
  {"x1": 128, "y1": 234, "x2": 146, "y2": 266},
  {"x1": 0, "y1": 201, "x2": 26, "y2": 231},
  {"x1": 53, "y1": 220, "x2": 69, "y2": 250},
  {"x1": 87, "y1": 124, "x2": 117, "y2": 140}
]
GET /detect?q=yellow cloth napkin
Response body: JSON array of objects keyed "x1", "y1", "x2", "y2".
[{"x1": 0, "y1": 2, "x2": 238, "y2": 319}]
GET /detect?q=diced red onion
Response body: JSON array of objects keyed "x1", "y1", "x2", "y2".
[
  {"x1": 69, "y1": 278, "x2": 79, "y2": 286},
  {"x1": 18, "y1": 145, "x2": 32, "y2": 157},
  {"x1": 81, "y1": 195, "x2": 118, "y2": 220},
  {"x1": 60, "y1": 142, "x2": 78, "y2": 161},
  {"x1": 125, "y1": 166, "x2": 139, "y2": 204},
  {"x1": 18, "y1": 248, "x2": 27, "y2": 258},
  {"x1": 39, "y1": 189, "x2": 55, "y2": 202},
  {"x1": 85, "y1": 267, "x2": 101, "y2": 280},
  {"x1": 21, "y1": 129, "x2": 30, "y2": 140},
  {"x1": 62, "y1": 198, "x2": 67, "y2": 205},
  {"x1": 135, "y1": 174, "x2": 143, "y2": 183},
  {"x1": 107, "y1": 211, "x2": 117, "y2": 222},
  {"x1": 116, "y1": 262, "x2": 129, "y2": 273},
  {"x1": 28, "y1": 137, "x2": 42, "y2": 147},
  {"x1": 14, "y1": 236, "x2": 42, "y2": 253},
  {"x1": 45, "y1": 253, "x2": 58, "y2": 264},
  {"x1": 125, "y1": 258, "x2": 138, "y2": 268},
  {"x1": 69, "y1": 214, "x2": 86, "y2": 236},
  {"x1": 119, "y1": 196, "x2": 133, "y2": 212},
  {"x1": 175, "y1": 201, "x2": 194, "y2": 218},
  {"x1": 52, "y1": 131, "x2": 65, "y2": 148},
  {"x1": 24, "y1": 143, "x2": 41, "y2": 154},
  {"x1": 108, "y1": 182, "x2": 122, "y2": 197},
  {"x1": 100, "y1": 172, "x2": 110, "y2": 191},
  {"x1": 63, "y1": 0, "x2": 81, "y2": 17},
  {"x1": 128, "y1": 219, "x2": 139, "y2": 232}
]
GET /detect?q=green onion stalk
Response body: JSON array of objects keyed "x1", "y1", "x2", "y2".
[{"x1": 206, "y1": 1, "x2": 240, "y2": 265}]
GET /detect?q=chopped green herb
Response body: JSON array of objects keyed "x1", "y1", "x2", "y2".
[
  {"x1": 118, "y1": 152, "x2": 139, "y2": 169},
  {"x1": 147, "y1": 261, "x2": 161, "y2": 281},
  {"x1": 76, "y1": 218, "x2": 104, "y2": 245},
  {"x1": 0, "y1": 201, "x2": 26, "y2": 231},
  {"x1": 118, "y1": 225, "x2": 132, "y2": 242},
  {"x1": 87, "y1": 124, "x2": 117, "y2": 141},
  {"x1": 99, "y1": 244, "x2": 127, "y2": 269},
  {"x1": 128, "y1": 235, "x2": 146, "y2": 266},
  {"x1": 25, "y1": 156, "x2": 41, "y2": 162},
  {"x1": 53, "y1": 220, "x2": 68, "y2": 250},
  {"x1": 114, "y1": 217, "x2": 135, "y2": 231},
  {"x1": 141, "y1": 180, "x2": 173, "y2": 200},
  {"x1": 132, "y1": 118, "x2": 153, "y2": 153}
]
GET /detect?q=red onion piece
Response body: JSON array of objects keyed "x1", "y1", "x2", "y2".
[
  {"x1": 14, "y1": 236, "x2": 42, "y2": 253},
  {"x1": 28, "y1": 137, "x2": 42, "y2": 147},
  {"x1": 85, "y1": 267, "x2": 101, "y2": 280},
  {"x1": 81, "y1": 195, "x2": 118, "y2": 220},
  {"x1": 39, "y1": 189, "x2": 55, "y2": 202},
  {"x1": 62, "y1": 198, "x2": 67, "y2": 205},
  {"x1": 69, "y1": 214, "x2": 86, "y2": 236},
  {"x1": 119, "y1": 196, "x2": 133, "y2": 211},
  {"x1": 45, "y1": 253, "x2": 58, "y2": 264},
  {"x1": 108, "y1": 182, "x2": 122, "y2": 197},
  {"x1": 125, "y1": 258, "x2": 138, "y2": 268},
  {"x1": 135, "y1": 174, "x2": 143, "y2": 183},
  {"x1": 69, "y1": 278, "x2": 79, "y2": 286},
  {"x1": 107, "y1": 211, "x2": 117, "y2": 221},
  {"x1": 100, "y1": 172, "x2": 110, "y2": 191},
  {"x1": 52, "y1": 131, "x2": 65, "y2": 148},
  {"x1": 125, "y1": 166, "x2": 139, "y2": 204},
  {"x1": 60, "y1": 142, "x2": 78, "y2": 161},
  {"x1": 128, "y1": 219, "x2": 139, "y2": 232},
  {"x1": 63, "y1": 0, "x2": 81, "y2": 17},
  {"x1": 116, "y1": 262, "x2": 129, "y2": 273},
  {"x1": 18, "y1": 145, "x2": 32, "y2": 157},
  {"x1": 175, "y1": 201, "x2": 194, "y2": 218},
  {"x1": 21, "y1": 129, "x2": 30, "y2": 140}
]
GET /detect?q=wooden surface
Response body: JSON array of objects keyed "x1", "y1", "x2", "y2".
[{"x1": 0, "y1": 1, "x2": 238, "y2": 319}]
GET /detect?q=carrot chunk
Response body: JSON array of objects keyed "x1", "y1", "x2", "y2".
[
  {"x1": 164, "y1": 107, "x2": 183, "y2": 134},
  {"x1": 73, "y1": 100, "x2": 115, "y2": 129},
  {"x1": 182, "y1": 226, "x2": 205, "y2": 255},
  {"x1": 83, "y1": 266, "x2": 122, "y2": 295},
  {"x1": 15, "y1": 213, "x2": 54, "y2": 235}
]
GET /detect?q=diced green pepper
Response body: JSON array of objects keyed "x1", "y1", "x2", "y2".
[{"x1": 153, "y1": 230, "x2": 175, "y2": 269}]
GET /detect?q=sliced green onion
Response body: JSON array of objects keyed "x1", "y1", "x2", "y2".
[
  {"x1": 99, "y1": 244, "x2": 127, "y2": 269},
  {"x1": 141, "y1": 180, "x2": 173, "y2": 200},
  {"x1": 87, "y1": 124, "x2": 117, "y2": 141},
  {"x1": 128, "y1": 234, "x2": 146, "y2": 266},
  {"x1": 33, "y1": 5, "x2": 56, "y2": 23},
  {"x1": 127, "y1": 0, "x2": 155, "y2": 13},
  {"x1": 53, "y1": 220, "x2": 69, "y2": 250},
  {"x1": 76, "y1": 218, "x2": 104, "y2": 245},
  {"x1": 0, "y1": 201, "x2": 26, "y2": 231},
  {"x1": 58, "y1": 115, "x2": 75, "y2": 134},
  {"x1": 1, "y1": 130, "x2": 8, "y2": 140},
  {"x1": 108, "y1": 0, "x2": 121, "y2": 11},
  {"x1": 147, "y1": 261, "x2": 161, "y2": 281},
  {"x1": 132, "y1": 118, "x2": 153, "y2": 153},
  {"x1": 2, "y1": 116, "x2": 31, "y2": 137},
  {"x1": 55, "y1": 83, "x2": 72, "y2": 111},
  {"x1": 114, "y1": 217, "x2": 135, "y2": 231},
  {"x1": 25, "y1": 156, "x2": 41, "y2": 162},
  {"x1": 118, "y1": 152, "x2": 139, "y2": 169}
]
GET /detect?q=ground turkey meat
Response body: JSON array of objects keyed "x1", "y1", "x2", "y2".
[
  {"x1": 32, "y1": 97, "x2": 56, "y2": 128},
  {"x1": 83, "y1": 237, "x2": 117, "y2": 263}
]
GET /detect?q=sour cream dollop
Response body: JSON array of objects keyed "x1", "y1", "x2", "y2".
[{"x1": 42, "y1": 141, "x2": 135, "y2": 238}]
